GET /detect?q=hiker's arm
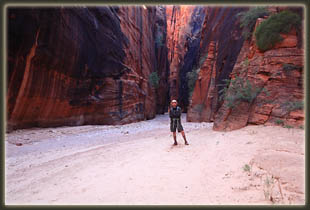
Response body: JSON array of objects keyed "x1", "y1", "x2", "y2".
[{"x1": 169, "y1": 107, "x2": 173, "y2": 118}]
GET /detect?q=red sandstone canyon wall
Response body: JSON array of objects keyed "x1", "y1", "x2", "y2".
[
  {"x1": 7, "y1": 6, "x2": 169, "y2": 131},
  {"x1": 213, "y1": 9, "x2": 304, "y2": 131},
  {"x1": 154, "y1": 6, "x2": 170, "y2": 114},
  {"x1": 184, "y1": 6, "x2": 304, "y2": 131},
  {"x1": 187, "y1": 7, "x2": 247, "y2": 121},
  {"x1": 166, "y1": 5, "x2": 196, "y2": 103}
]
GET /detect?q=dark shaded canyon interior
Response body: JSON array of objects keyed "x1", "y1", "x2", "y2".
[{"x1": 7, "y1": 5, "x2": 304, "y2": 131}]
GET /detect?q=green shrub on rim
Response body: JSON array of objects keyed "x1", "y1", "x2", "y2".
[{"x1": 255, "y1": 10, "x2": 301, "y2": 52}]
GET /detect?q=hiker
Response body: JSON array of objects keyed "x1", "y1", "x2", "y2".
[{"x1": 168, "y1": 99, "x2": 189, "y2": 146}]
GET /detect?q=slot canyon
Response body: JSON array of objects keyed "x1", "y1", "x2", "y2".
[
  {"x1": 7, "y1": 5, "x2": 304, "y2": 131},
  {"x1": 5, "y1": 5, "x2": 305, "y2": 205}
]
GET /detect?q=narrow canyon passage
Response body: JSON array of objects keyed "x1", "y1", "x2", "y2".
[
  {"x1": 5, "y1": 5, "x2": 305, "y2": 205},
  {"x1": 5, "y1": 114, "x2": 304, "y2": 204},
  {"x1": 7, "y1": 6, "x2": 304, "y2": 132}
]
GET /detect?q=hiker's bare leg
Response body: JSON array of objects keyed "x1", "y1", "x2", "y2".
[
  {"x1": 173, "y1": 132, "x2": 177, "y2": 145},
  {"x1": 181, "y1": 131, "x2": 189, "y2": 145}
]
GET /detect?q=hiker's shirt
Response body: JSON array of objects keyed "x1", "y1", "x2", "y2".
[
  {"x1": 169, "y1": 106, "x2": 184, "y2": 132},
  {"x1": 170, "y1": 106, "x2": 181, "y2": 119}
]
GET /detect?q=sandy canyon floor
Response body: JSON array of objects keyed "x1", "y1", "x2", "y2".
[{"x1": 5, "y1": 114, "x2": 305, "y2": 205}]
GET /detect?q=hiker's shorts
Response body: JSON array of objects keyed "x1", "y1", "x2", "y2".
[{"x1": 170, "y1": 118, "x2": 184, "y2": 132}]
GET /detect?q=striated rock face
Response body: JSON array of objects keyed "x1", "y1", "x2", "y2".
[
  {"x1": 166, "y1": 5, "x2": 196, "y2": 105},
  {"x1": 177, "y1": 6, "x2": 206, "y2": 111},
  {"x1": 187, "y1": 7, "x2": 247, "y2": 122},
  {"x1": 213, "y1": 13, "x2": 304, "y2": 131},
  {"x1": 7, "y1": 6, "x2": 169, "y2": 130},
  {"x1": 117, "y1": 6, "x2": 158, "y2": 121},
  {"x1": 166, "y1": 5, "x2": 207, "y2": 110},
  {"x1": 186, "y1": 7, "x2": 304, "y2": 131},
  {"x1": 154, "y1": 6, "x2": 170, "y2": 114}
]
